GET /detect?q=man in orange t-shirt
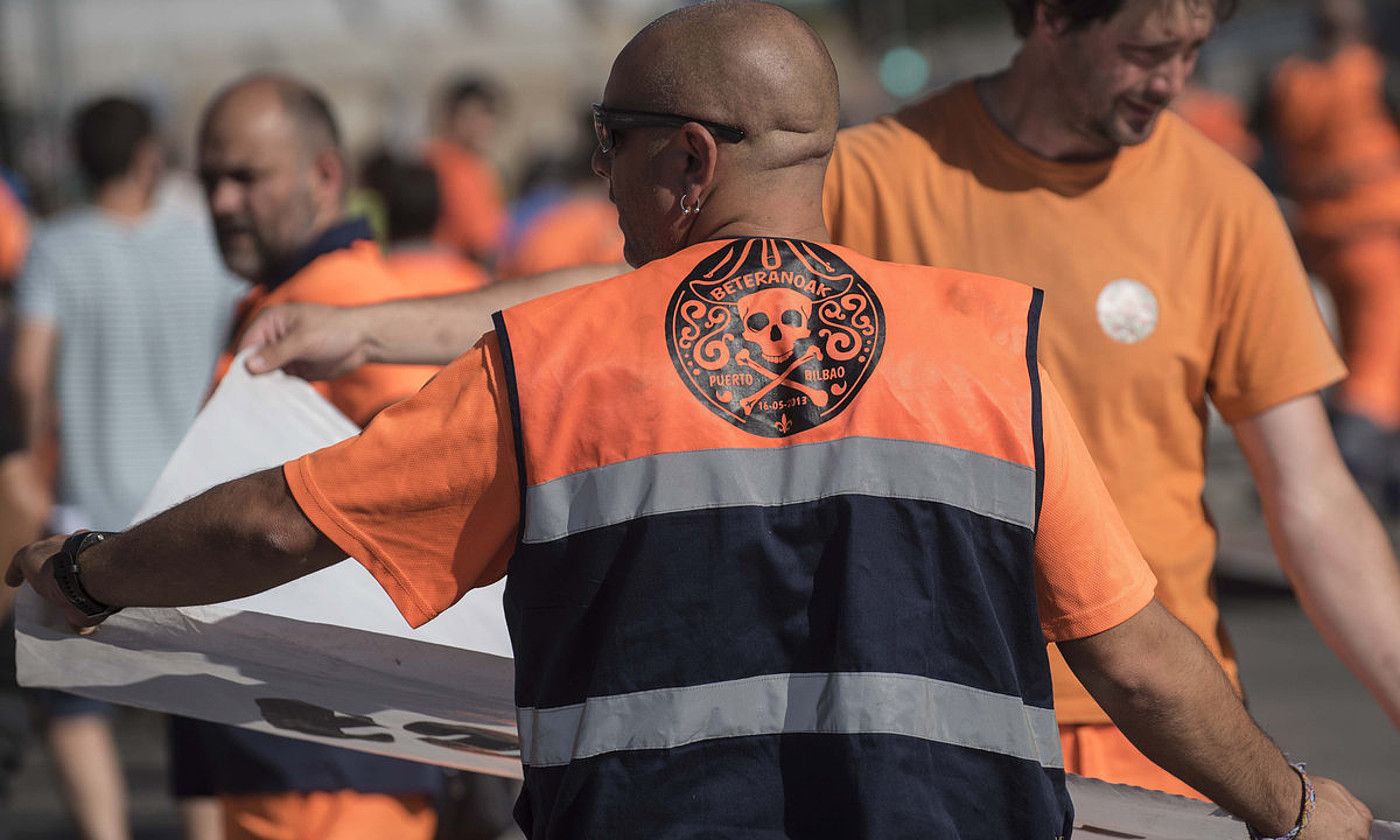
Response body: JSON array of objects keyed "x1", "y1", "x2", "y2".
[
  {"x1": 1270, "y1": 0, "x2": 1400, "y2": 493},
  {"x1": 825, "y1": 0, "x2": 1400, "y2": 798},
  {"x1": 378, "y1": 157, "x2": 490, "y2": 297},
  {"x1": 7, "y1": 6, "x2": 1373, "y2": 835},
  {"x1": 192, "y1": 74, "x2": 445, "y2": 840},
  {"x1": 426, "y1": 77, "x2": 507, "y2": 265}
]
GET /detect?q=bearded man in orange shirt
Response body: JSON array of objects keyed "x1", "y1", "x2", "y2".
[{"x1": 824, "y1": 0, "x2": 1400, "y2": 797}]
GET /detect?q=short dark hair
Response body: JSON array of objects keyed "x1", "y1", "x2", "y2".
[
  {"x1": 1003, "y1": 0, "x2": 1238, "y2": 38},
  {"x1": 70, "y1": 96, "x2": 154, "y2": 189},
  {"x1": 380, "y1": 158, "x2": 441, "y2": 243},
  {"x1": 440, "y1": 75, "x2": 502, "y2": 115}
]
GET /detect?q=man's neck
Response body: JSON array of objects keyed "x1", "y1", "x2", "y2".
[
  {"x1": 977, "y1": 60, "x2": 1118, "y2": 163},
  {"x1": 705, "y1": 219, "x2": 823, "y2": 242},
  {"x1": 258, "y1": 213, "x2": 362, "y2": 291},
  {"x1": 687, "y1": 174, "x2": 830, "y2": 247},
  {"x1": 692, "y1": 215, "x2": 829, "y2": 248},
  {"x1": 94, "y1": 178, "x2": 154, "y2": 223}
]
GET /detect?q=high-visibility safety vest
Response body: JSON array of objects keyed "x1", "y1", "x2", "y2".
[{"x1": 493, "y1": 237, "x2": 1071, "y2": 838}]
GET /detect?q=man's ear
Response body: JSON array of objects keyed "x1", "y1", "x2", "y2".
[
  {"x1": 678, "y1": 121, "x2": 719, "y2": 202},
  {"x1": 312, "y1": 148, "x2": 346, "y2": 207}
]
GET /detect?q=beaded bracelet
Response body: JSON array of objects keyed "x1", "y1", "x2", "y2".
[{"x1": 1247, "y1": 763, "x2": 1315, "y2": 840}]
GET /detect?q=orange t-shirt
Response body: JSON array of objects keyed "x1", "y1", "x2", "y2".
[
  {"x1": 216, "y1": 241, "x2": 446, "y2": 426},
  {"x1": 825, "y1": 81, "x2": 1346, "y2": 723},
  {"x1": 426, "y1": 139, "x2": 506, "y2": 261},
  {"x1": 384, "y1": 249, "x2": 491, "y2": 297},
  {"x1": 1270, "y1": 43, "x2": 1400, "y2": 239},
  {"x1": 497, "y1": 195, "x2": 624, "y2": 280},
  {"x1": 284, "y1": 262, "x2": 1154, "y2": 642}
]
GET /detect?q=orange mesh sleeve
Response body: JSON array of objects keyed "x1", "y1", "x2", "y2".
[
  {"x1": 1034, "y1": 370, "x2": 1157, "y2": 642},
  {"x1": 285, "y1": 333, "x2": 519, "y2": 628}
]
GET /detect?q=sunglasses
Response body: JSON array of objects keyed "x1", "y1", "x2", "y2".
[{"x1": 592, "y1": 104, "x2": 746, "y2": 155}]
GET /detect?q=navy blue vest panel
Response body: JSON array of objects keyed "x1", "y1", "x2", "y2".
[
  {"x1": 515, "y1": 734, "x2": 1072, "y2": 840},
  {"x1": 504, "y1": 494, "x2": 1072, "y2": 837},
  {"x1": 506, "y1": 496, "x2": 1050, "y2": 711}
]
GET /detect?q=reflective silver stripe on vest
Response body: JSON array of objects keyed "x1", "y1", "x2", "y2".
[
  {"x1": 517, "y1": 671, "x2": 1063, "y2": 769},
  {"x1": 522, "y1": 435, "x2": 1034, "y2": 544}
]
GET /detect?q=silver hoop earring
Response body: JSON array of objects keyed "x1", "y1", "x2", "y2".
[{"x1": 680, "y1": 194, "x2": 701, "y2": 216}]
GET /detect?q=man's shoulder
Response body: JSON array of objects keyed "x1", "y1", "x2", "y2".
[
  {"x1": 22, "y1": 208, "x2": 113, "y2": 284},
  {"x1": 33, "y1": 207, "x2": 105, "y2": 243},
  {"x1": 1150, "y1": 111, "x2": 1278, "y2": 212},
  {"x1": 846, "y1": 245, "x2": 1032, "y2": 295},
  {"x1": 281, "y1": 241, "x2": 398, "y2": 305},
  {"x1": 827, "y1": 244, "x2": 1038, "y2": 330},
  {"x1": 384, "y1": 250, "x2": 490, "y2": 296}
]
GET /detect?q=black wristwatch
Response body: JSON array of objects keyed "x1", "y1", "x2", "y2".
[{"x1": 50, "y1": 531, "x2": 121, "y2": 621}]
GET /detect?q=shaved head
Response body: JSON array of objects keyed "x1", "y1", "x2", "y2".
[
  {"x1": 611, "y1": 0, "x2": 839, "y2": 170},
  {"x1": 197, "y1": 74, "x2": 346, "y2": 282},
  {"x1": 596, "y1": 0, "x2": 840, "y2": 267},
  {"x1": 200, "y1": 74, "x2": 342, "y2": 163}
]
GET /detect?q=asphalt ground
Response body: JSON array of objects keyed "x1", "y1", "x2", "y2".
[{"x1": 2, "y1": 430, "x2": 1397, "y2": 836}]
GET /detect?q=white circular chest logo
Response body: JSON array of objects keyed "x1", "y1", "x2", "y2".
[{"x1": 1096, "y1": 278, "x2": 1159, "y2": 344}]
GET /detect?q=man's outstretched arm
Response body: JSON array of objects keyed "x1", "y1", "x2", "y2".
[
  {"x1": 1061, "y1": 599, "x2": 1372, "y2": 838},
  {"x1": 5, "y1": 468, "x2": 340, "y2": 627},
  {"x1": 1232, "y1": 393, "x2": 1400, "y2": 729},
  {"x1": 240, "y1": 262, "x2": 624, "y2": 379}
]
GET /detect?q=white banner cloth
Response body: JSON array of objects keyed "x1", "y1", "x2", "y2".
[{"x1": 16, "y1": 352, "x2": 521, "y2": 777}]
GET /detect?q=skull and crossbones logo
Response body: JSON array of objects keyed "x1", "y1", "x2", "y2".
[
  {"x1": 733, "y1": 288, "x2": 828, "y2": 414},
  {"x1": 739, "y1": 288, "x2": 810, "y2": 364},
  {"x1": 666, "y1": 238, "x2": 884, "y2": 438}
]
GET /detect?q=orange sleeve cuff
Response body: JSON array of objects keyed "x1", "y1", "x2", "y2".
[
  {"x1": 1212, "y1": 359, "x2": 1346, "y2": 424},
  {"x1": 284, "y1": 457, "x2": 437, "y2": 629},
  {"x1": 1040, "y1": 569, "x2": 1157, "y2": 643}
]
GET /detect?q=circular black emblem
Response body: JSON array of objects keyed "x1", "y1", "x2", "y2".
[{"x1": 666, "y1": 238, "x2": 885, "y2": 438}]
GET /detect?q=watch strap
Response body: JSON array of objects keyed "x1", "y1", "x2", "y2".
[{"x1": 51, "y1": 531, "x2": 121, "y2": 620}]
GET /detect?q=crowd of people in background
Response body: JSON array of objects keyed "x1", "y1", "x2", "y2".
[
  {"x1": 0, "y1": 63, "x2": 623, "y2": 840},
  {"x1": 0, "y1": 0, "x2": 1397, "y2": 837}
]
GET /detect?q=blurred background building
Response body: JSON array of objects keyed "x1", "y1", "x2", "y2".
[{"x1": 0, "y1": 0, "x2": 1394, "y2": 208}]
